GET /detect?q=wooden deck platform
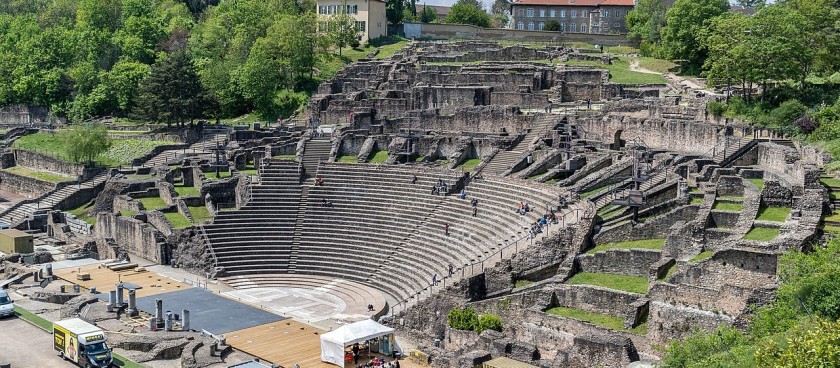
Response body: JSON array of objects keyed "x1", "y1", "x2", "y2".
[{"x1": 54, "y1": 264, "x2": 190, "y2": 297}]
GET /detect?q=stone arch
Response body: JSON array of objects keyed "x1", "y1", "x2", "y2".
[{"x1": 611, "y1": 130, "x2": 626, "y2": 150}]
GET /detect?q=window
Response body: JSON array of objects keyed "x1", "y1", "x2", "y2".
[
  {"x1": 613, "y1": 22, "x2": 621, "y2": 27},
  {"x1": 528, "y1": 21, "x2": 535, "y2": 30},
  {"x1": 318, "y1": 5, "x2": 325, "y2": 14},
  {"x1": 538, "y1": 22, "x2": 544, "y2": 30},
  {"x1": 540, "y1": 9, "x2": 545, "y2": 17},
  {"x1": 604, "y1": 10, "x2": 610, "y2": 17},
  {"x1": 571, "y1": 10, "x2": 576, "y2": 18},
  {"x1": 347, "y1": 5, "x2": 358, "y2": 14},
  {"x1": 581, "y1": 24, "x2": 587, "y2": 32},
  {"x1": 615, "y1": 10, "x2": 621, "y2": 17},
  {"x1": 550, "y1": 9, "x2": 556, "y2": 17},
  {"x1": 526, "y1": 8, "x2": 534, "y2": 17},
  {"x1": 569, "y1": 23, "x2": 576, "y2": 32},
  {"x1": 356, "y1": 21, "x2": 366, "y2": 32},
  {"x1": 517, "y1": 21, "x2": 525, "y2": 30},
  {"x1": 560, "y1": 9, "x2": 566, "y2": 17},
  {"x1": 560, "y1": 23, "x2": 565, "y2": 31}
]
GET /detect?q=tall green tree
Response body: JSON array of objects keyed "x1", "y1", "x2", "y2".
[
  {"x1": 445, "y1": 2, "x2": 491, "y2": 28},
  {"x1": 76, "y1": 0, "x2": 121, "y2": 32},
  {"x1": 386, "y1": 0, "x2": 404, "y2": 25},
  {"x1": 330, "y1": 10, "x2": 359, "y2": 56},
  {"x1": 419, "y1": 5, "x2": 438, "y2": 23},
  {"x1": 625, "y1": 0, "x2": 666, "y2": 55},
  {"x1": 132, "y1": 50, "x2": 208, "y2": 126},
  {"x1": 61, "y1": 123, "x2": 112, "y2": 165},
  {"x1": 660, "y1": 0, "x2": 729, "y2": 74}
]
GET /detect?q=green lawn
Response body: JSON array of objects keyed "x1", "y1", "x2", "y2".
[
  {"x1": 743, "y1": 227, "x2": 781, "y2": 241},
  {"x1": 580, "y1": 185, "x2": 609, "y2": 199},
  {"x1": 756, "y1": 207, "x2": 791, "y2": 222},
  {"x1": 120, "y1": 210, "x2": 137, "y2": 217},
  {"x1": 820, "y1": 177, "x2": 840, "y2": 188},
  {"x1": 315, "y1": 37, "x2": 407, "y2": 81},
  {"x1": 458, "y1": 158, "x2": 482, "y2": 171},
  {"x1": 660, "y1": 263, "x2": 678, "y2": 280},
  {"x1": 747, "y1": 178, "x2": 765, "y2": 191},
  {"x1": 546, "y1": 306, "x2": 648, "y2": 335},
  {"x1": 336, "y1": 155, "x2": 358, "y2": 163},
  {"x1": 239, "y1": 167, "x2": 258, "y2": 176},
  {"x1": 174, "y1": 184, "x2": 199, "y2": 197},
  {"x1": 127, "y1": 173, "x2": 155, "y2": 180},
  {"x1": 637, "y1": 57, "x2": 678, "y2": 74},
  {"x1": 690, "y1": 197, "x2": 704, "y2": 205},
  {"x1": 587, "y1": 239, "x2": 665, "y2": 254},
  {"x1": 164, "y1": 212, "x2": 192, "y2": 229},
  {"x1": 138, "y1": 196, "x2": 167, "y2": 211},
  {"x1": 3, "y1": 166, "x2": 72, "y2": 183},
  {"x1": 690, "y1": 250, "x2": 714, "y2": 262},
  {"x1": 566, "y1": 272, "x2": 649, "y2": 294},
  {"x1": 825, "y1": 212, "x2": 840, "y2": 222},
  {"x1": 189, "y1": 205, "x2": 213, "y2": 224},
  {"x1": 205, "y1": 170, "x2": 232, "y2": 180},
  {"x1": 367, "y1": 150, "x2": 389, "y2": 163},
  {"x1": 563, "y1": 58, "x2": 669, "y2": 84},
  {"x1": 514, "y1": 280, "x2": 533, "y2": 288},
  {"x1": 67, "y1": 202, "x2": 96, "y2": 225},
  {"x1": 272, "y1": 154, "x2": 296, "y2": 160},
  {"x1": 13, "y1": 132, "x2": 171, "y2": 167},
  {"x1": 712, "y1": 201, "x2": 743, "y2": 212}
]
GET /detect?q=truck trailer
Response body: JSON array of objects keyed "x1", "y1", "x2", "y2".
[{"x1": 53, "y1": 318, "x2": 114, "y2": 368}]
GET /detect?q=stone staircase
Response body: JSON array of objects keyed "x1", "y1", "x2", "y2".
[
  {"x1": 712, "y1": 137, "x2": 755, "y2": 166},
  {"x1": 482, "y1": 116, "x2": 559, "y2": 175},
  {"x1": 141, "y1": 132, "x2": 229, "y2": 167},
  {"x1": 591, "y1": 168, "x2": 670, "y2": 210},
  {"x1": 288, "y1": 184, "x2": 311, "y2": 273},
  {"x1": 301, "y1": 138, "x2": 331, "y2": 178},
  {"x1": 0, "y1": 172, "x2": 109, "y2": 225}
]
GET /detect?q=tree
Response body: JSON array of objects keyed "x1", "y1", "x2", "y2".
[
  {"x1": 491, "y1": 0, "x2": 510, "y2": 15},
  {"x1": 660, "y1": 0, "x2": 729, "y2": 74},
  {"x1": 625, "y1": 0, "x2": 667, "y2": 55},
  {"x1": 132, "y1": 50, "x2": 207, "y2": 126},
  {"x1": 734, "y1": 0, "x2": 764, "y2": 8},
  {"x1": 419, "y1": 5, "x2": 437, "y2": 23},
  {"x1": 330, "y1": 8, "x2": 359, "y2": 56},
  {"x1": 456, "y1": 0, "x2": 484, "y2": 9},
  {"x1": 386, "y1": 0, "x2": 404, "y2": 25},
  {"x1": 544, "y1": 19, "x2": 561, "y2": 32},
  {"x1": 76, "y1": 0, "x2": 121, "y2": 32},
  {"x1": 61, "y1": 123, "x2": 112, "y2": 165},
  {"x1": 445, "y1": 2, "x2": 491, "y2": 28}
]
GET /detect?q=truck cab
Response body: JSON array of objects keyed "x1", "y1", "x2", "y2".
[
  {"x1": 0, "y1": 289, "x2": 13, "y2": 318},
  {"x1": 54, "y1": 318, "x2": 114, "y2": 368}
]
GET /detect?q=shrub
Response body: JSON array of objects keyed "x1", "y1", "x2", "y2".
[
  {"x1": 767, "y1": 99, "x2": 807, "y2": 128},
  {"x1": 707, "y1": 101, "x2": 727, "y2": 117},
  {"x1": 447, "y1": 307, "x2": 478, "y2": 331},
  {"x1": 477, "y1": 314, "x2": 503, "y2": 333}
]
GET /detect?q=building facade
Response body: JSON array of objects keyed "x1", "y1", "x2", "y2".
[
  {"x1": 509, "y1": 0, "x2": 634, "y2": 34},
  {"x1": 317, "y1": 0, "x2": 387, "y2": 43}
]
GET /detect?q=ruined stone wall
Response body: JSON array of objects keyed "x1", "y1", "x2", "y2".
[
  {"x1": 14, "y1": 150, "x2": 92, "y2": 178},
  {"x1": 594, "y1": 205, "x2": 697, "y2": 245},
  {"x1": 552, "y1": 284, "x2": 641, "y2": 318},
  {"x1": 576, "y1": 116, "x2": 723, "y2": 155},
  {"x1": 756, "y1": 142, "x2": 820, "y2": 194},
  {"x1": 577, "y1": 249, "x2": 661, "y2": 278},
  {"x1": 411, "y1": 86, "x2": 492, "y2": 114},
  {"x1": 0, "y1": 105, "x2": 60, "y2": 125},
  {"x1": 95, "y1": 213, "x2": 164, "y2": 262},
  {"x1": 0, "y1": 170, "x2": 54, "y2": 195}
]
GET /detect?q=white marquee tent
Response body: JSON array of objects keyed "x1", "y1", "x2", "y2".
[{"x1": 320, "y1": 319, "x2": 395, "y2": 366}]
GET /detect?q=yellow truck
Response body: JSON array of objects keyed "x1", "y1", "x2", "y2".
[{"x1": 53, "y1": 318, "x2": 114, "y2": 368}]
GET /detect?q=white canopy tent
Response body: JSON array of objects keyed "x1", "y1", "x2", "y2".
[{"x1": 320, "y1": 319, "x2": 395, "y2": 366}]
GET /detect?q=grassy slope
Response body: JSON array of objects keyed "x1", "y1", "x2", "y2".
[
  {"x1": 756, "y1": 207, "x2": 791, "y2": 222},
  {"x1": 3, "y1": 166, "x2": 72, "y2": 183},
  {"x1": 458, "y1": 158, "x2": 482, "y2": 171},
  {"x1": 691, "y1": 250, "x2": 714, "y2": 262},
  {"x1": 587, "y1": 239, "x2": 666, "y2": 254},
  {"x1": 189, "y1": 206, "x2": 213, "y2": 224},
  {"x1": 743, "y1": 227, "x2": 781, "y2": 241},
  {"x1": 174, "y1": 185, "x2": 199, "y2": 197},
  {"x1": 546, "y1": 306, "x2": 647, "y2": 335},
  {"x1": 368, "y1": 150, "x2": 389, "y2": 163},
  {"x1": 563, "y1": 58, "x2": 668, "y2": 84},
  {"x1": 67, "y1": 202, "x2": 96, "y2": 225},
  {"x1": 164, "y1": 212, "x2": 191, "y2": 229},
  {"x1": 138, "y1": 197, "x2": 167, "y2": 211},
  {"x1": 13, "y1": 133, "x2": 170, "y2": 167},
  {"x1": 713, "y1": 201, "x2": 743, "y2": 212},
  {"x1": 566, "y1": 272, "x2": 649, "y2": 294}
]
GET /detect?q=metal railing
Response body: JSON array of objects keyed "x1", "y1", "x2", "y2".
[
  {"x1": 387, "y1": 203, "x2": 595, "y2": 317},
  {"x1": 198, "y1": 222, "x2": 218, "y2": 268}
]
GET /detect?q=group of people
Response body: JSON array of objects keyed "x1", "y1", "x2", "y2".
[
  {"x1": 355, "y1": 357, "x2": 400, "y2": 368},
  {"x1": 431, "y1": 179, "x2": 448, "y2": 195},
  {"x1": 529, "y1": 212, "x2": 560, "y2": 239},
  {"x1": 517, "y1": 202, "x2": 531, "y2": 215}
]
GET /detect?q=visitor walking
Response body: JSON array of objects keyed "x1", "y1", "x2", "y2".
[
  {"x1": 432, "y1": 274, "x2": 438, "y2": 286},
  {"x1": 444, "y1": 223, "x2": 449, "y2": 236}
]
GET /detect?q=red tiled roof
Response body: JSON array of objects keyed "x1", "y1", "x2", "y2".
[{"x1": 511, "y1": 0, "x2": 634, "y2": 6}]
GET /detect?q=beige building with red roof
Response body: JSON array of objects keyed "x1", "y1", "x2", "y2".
[{"x1": 509, "y1": 0, "x2": 634, "y2": 34}]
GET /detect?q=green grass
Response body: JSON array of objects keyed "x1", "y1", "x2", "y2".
[
  {"x1": 164, "y1": 212, "x2": 192, "y2": 229},
  {"x1": 586, "y1": 239, "x2": 665, "y2": 254},
  {"x1": 137, "y1": 196, "x2": 167, "y2": 211},
  {"x1": 514, "y1": 280, "x2": 534, "y2": 288},
  {"x1": 67, "y1": 202, "x2": 96, "y2": 225},
  {"x1": 120, "y1": 210, "x2": 138, "y2": 217},
  {"x1": 660, "y1": 263, "x2": 678, "y2": 280},
  {"x1": 820, "y1": 224, "x2": 840, "y2": 233},
  {"x1": 315, "y1": 37, "x2": 407, "y2": 82},
  {"x1": 174, "y1": 184, "x2": 199, "y2": 197},
  {"x1": 747, "y1": 178, "x2": 765, "y2": 191},
  {"x1": 820, "y1": 177, "x2": 840, "y2": 188},
  {"x1": 13, "y1": 132, "x2": 170, "y2": 167},
  {"x1": 637, "y1": 57, "x2": 678, "y2": 74},
  {"x1": 545, "y1": 178, "x2": 558, "y2": 185},
  {"x1": 112, "y1": 353, "x2": 145, "y2": 368},
  {"x1": 272, "y1": 154, "x2": 296, "y2": 160},
  {"x1": 3, "y1": 166, "x2": 72, "y2": 183},
  {"x1": 367, "y1": 150, "x2": 389, "y2": 164},
  {"x1": 756, "y1": 206, "x2": 791, "y2": 222},
  {"x1": 127, "y1": 173, "x2": 155, "y2": 180},
  {"x1": 690, "y1": 197, "x2": 704, "y2": 205},
  {"x1": 546, "y1": 306, "x2": 647, "y2": 335},
  {"x1": 580, "y1": 185, "x2": 609, "y2": 199},
  {"x1": 205, "y1": 170, "x2": 232, "y2": 180},
  {"x1": 563, "y1": 58, "x2": 668, "y2": 84},
  {"x1": 336, "y1": 155, "x2": 358, "y2": 163},
  {"x1": 691, "y1": 250, "x2": 714, "y2": 262},
  {"x1": 458, "y1": 158, "x2": 482, "y2": 171},
  {"x1": 712, "y1": 201, "x2": 743, "y2": 212},
  {"x1": 566, "y1": 272, "x2": 649, "y2": 294},
  {"x1": 527, "y1": 173, "x2": 544, "y2": 181},
  {"x1": 188, "y1": 205, "x2": 213, "y2": 224},
  {"x1": 825, "y1": 212, "x2": 840, "y2": 222},
  {"x1": 14, "y1": 305, "x2": 53, "y2": 331},
  {"x1": 743, "y1": 227, "x2": 781, "y2": 241},
  {"x1": 605, "y1": 45, "x2": 641, "y2": 54}
]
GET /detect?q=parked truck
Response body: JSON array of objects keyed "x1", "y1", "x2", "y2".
[{"x1": 53, "y1": 318, "x2": 114, "y2": 368}]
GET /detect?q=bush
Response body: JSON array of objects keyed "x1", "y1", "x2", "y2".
[
  {"x1": 448, "y1": 307, "x2": 478, "y2": 331},
  {"x1": 767, "y1": 99, "x2": 807, "y2": 128},
  {"x1": 477, "y1": 314, "x2": 503, "y2": 333},
  {"x1": 707, "y1": 101, "x2": 727, "y2": 117},
  {"x1": 272, "y1": 90, "x2": 308, "y2": 118}
]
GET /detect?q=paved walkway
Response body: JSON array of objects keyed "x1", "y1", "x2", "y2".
[{"x1": 0, "y1": 316, "x2": 66, "y2": 367}]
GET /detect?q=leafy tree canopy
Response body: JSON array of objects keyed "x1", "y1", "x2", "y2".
[{"x1": 445, "y1": 2, "x2": 491, "y2": 28}]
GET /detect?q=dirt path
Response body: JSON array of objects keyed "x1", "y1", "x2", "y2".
[{"x1": 629, "y1": 58, "x2": 718, "y2": 95}]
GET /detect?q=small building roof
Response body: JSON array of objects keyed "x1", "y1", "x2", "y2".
[
  {"x1": 729, "y1": 5, "x2": 756, "y2": 16},
  {"x1": 482, "y1": 357, "x2": 540, "y2": 368},
  {"x1": 511, "y1": 0, "x2": 634, "y2": 6},
  {"x1": 415, "y1": 4, "x2": 451, "y2": 17},
  {"x1": 0, "y1": 229, "x2": 32, "y2": 238}
]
